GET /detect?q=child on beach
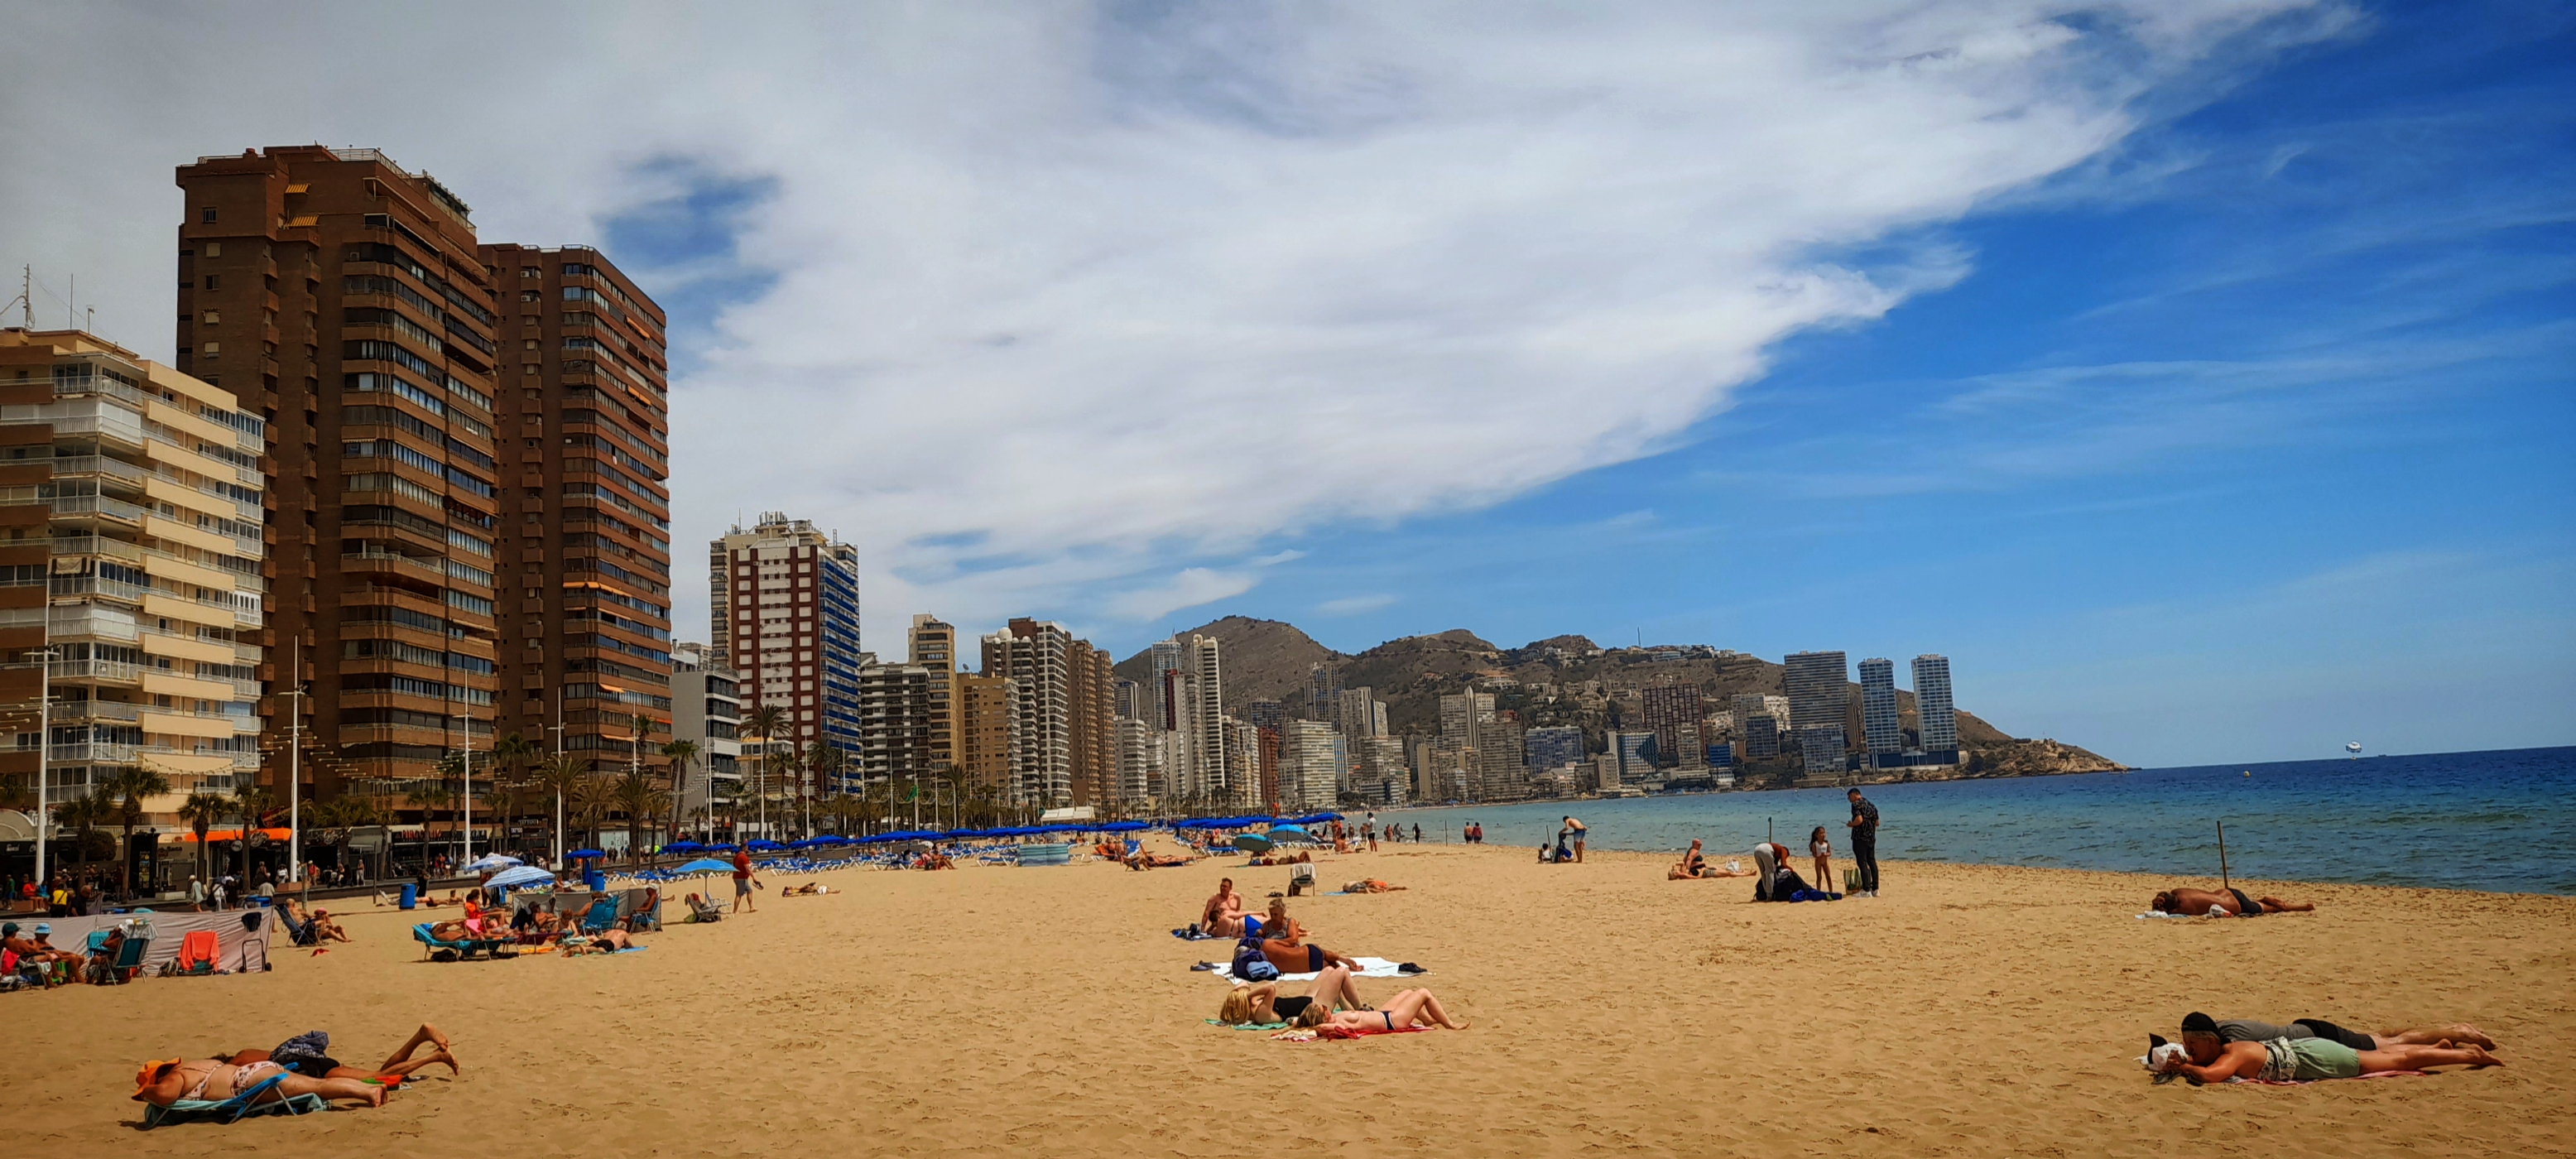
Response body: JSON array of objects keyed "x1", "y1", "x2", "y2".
[{"x1": 1809, "y1": 827, "x2": 1834, "y2": 895}]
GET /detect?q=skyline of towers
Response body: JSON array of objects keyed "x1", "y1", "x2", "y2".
[{"x1": 710, "y1": 512, "x2": 862, "y2": 756}]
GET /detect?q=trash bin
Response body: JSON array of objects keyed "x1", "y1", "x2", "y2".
[
  {"x1": 399, "y1": 882, "x2": 417, "y2": 910},
  {"x1": 584, "y1": 869, "x2": 605, "y2": 892}
]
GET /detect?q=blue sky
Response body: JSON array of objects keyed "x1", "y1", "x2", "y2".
[
  {"x1": 1109, "y1": 2, "x2": 2576, "y2": 764},
  {"x1": 1, "y1": 2, "x2": 2568, "y2": 767}
]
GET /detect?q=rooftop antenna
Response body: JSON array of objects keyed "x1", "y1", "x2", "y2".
[
  {"x1": 66, "y1": 274, "x2": 72, "y2": 329},
  {"x1": 17, "y1": 265, "x2": 30, "y2": 325}
]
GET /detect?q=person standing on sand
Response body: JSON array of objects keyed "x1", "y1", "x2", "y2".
[
  {"x1": 1413, "y1": 824, "x2": 1421, "y2": 844},
  {"x1": 731, "y1": 846, "x2": 757, "y2": 913},
  {"x1": 1846, "y1": 789, "x2": 1880, "y2": 897},
  {"x1": 1561, "y1": 816, "x2": 1588, "y2": 863}
]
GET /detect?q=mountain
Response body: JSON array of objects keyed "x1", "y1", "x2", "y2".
[{"x1": 1116, "y1": 618, "x2": 2121, "y2": 776}]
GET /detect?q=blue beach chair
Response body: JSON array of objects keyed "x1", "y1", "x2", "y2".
[
  {"x1": 411, "y1": 923, "x2": 497, "y2": 960},
  {"x1": 140, "y1": 1071, "x2": 329, "y2": 1129}
]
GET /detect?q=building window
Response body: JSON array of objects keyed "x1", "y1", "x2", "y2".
[
  {"x1": 205, "y1": 242, "x2": 223, "y2": 258},
  {"x1": 522, "y1": 267, "x2": 541, "y2": 278},
  {"x1": 202, "y1": 310, "x2": 220, "y2": 325},
  {"x1": 521, "y1": 291, "x2": 540, "y2": 302},
  {"x1": 204, "y1": 275, "x2": 220, "y2": 291},
  {"x1": 201, "y1": 207, "x2": 217, "y2": 224}
]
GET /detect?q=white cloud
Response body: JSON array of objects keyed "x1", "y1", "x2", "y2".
[
  {"x1": 0, "y1": 1, "x2": 2338, "y2": 645},
  {"x1": 1105, "y1": 567, "x2": 1257, "y2": 621},
  {"x1": 1316, "y1": 594, "x2": 1398, "y2": 616}
]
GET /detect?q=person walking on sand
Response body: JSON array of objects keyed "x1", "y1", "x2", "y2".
[
  {"x1": 1846, "y1": 789, "x2": 1880, "y2": 897},
  {"x1": 1561, "y1": 816, "x2": 1588, "y2": 863},
  {"x1": 730, "y1": 845, "x2": 757, "y2": 914}
]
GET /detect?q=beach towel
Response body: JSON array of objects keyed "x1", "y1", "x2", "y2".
[
  {"x1": 1266, "y1": 1024, "x2": 1428, "y2": 1042},
  {"x1": 1207, "y1": 956, "x2": 1406, "y2": 983},
  {"x1": 1205, "y1": 1018, "x2": 1290, "y2": 1031}
]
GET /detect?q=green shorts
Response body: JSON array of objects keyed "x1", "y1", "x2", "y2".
[{"x1": 2290, "y1": 1037, "x2": 2362, "y2": 1080}]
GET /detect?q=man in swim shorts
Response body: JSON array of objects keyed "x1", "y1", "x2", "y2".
[
  {"x1": 2163, "y1": 1012, "x2": 2499, "y2": 1082},
  {"x1": 2179, "y1": 1011, "x2": 2497, "y2": 1054}
]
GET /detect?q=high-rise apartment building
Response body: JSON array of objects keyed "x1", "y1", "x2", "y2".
[
  {"x1": 1859, "y1": 657, "x2": 1903, "y2": 760},
  {"x1": 1524, "y1": 725, "x2": 1585, "y2": 772},
  {"x1": 175, "y1": 147, "x2": 502, "y2": 805},
  {"x1": 1477, "y1": 717, "x2": 1526, "y2": 801},
  {"x1": 1438, "y1": 690, "x2": 1493, "y2": 748},
  {"x1": 1331, "y1": 687, "x2": 1387, "y2": 741},
  {"x1": 1242, "y1": 698, "x2": 1285, "y2": 734},
  {"x1": 1113, "y1": 715, "x2": 1154, "y2": 803},
  {"x1": 954, "y1": 671, "x2": 1017, "y2": 793},
  {"x1": 1798, "y1": 724, "x2": 1848, "y2": 776},
  {"x1": 1307, "y1": 661, "x2": 1340, "y2": 720},
  {"x1": 855, "y1": 660, "x2": 933, "y2": 791},
  {"x1": 1743, "y1": 714, "x2": 1781, "y2": 761},
  {"x1": 1913, "y1": 654, "x2": 1958, "y2": 757},
  {"x1": 670, "y1": 641, "x2": 740, "y2": 826},
  {"x1": 1783, "y1": 651, "x2": 1850, "y2": 737},
  {"x1": 906, "y1": 615, "x2": 955, "y2": 770},
  {"x1": 1066, "y1": 639, "x2": 1117, "y2": 806},
  {"x1": 982, "y1": 619, "x2": 1073, "y2": 807},
  {"x1": 1733, "y1": 692, "x2": 1789, "y2": 734},
  {"x1": 710, "y1": 513, "x2": 862, "y2": 755},
  {"x1": 1611, "y1": 731, "x2": 1656, "y2": 781},
  {"x1": 1640, "y1": 681, "x2": 1704, "y2": 769},
  {"x1": 1182, "y1": 634, "x2": 1228, "y2": 801},
  {"x1": 0, "y1": 329, "x2": 267, "y2": 825},
  {"x1": 1279, "y1": 719, "x2": 1338, "y2": 812},
  {"x1": 1113, "y1": 678, "x2": 1142, "y2": 723},
  {"x1": 1143, "y1": 639, "x2": 1182, "y2": 730},
  {"x1": 483, "y1": 243, "x2": 672, "y2": 769}
]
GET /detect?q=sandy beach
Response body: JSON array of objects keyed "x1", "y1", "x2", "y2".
[{"x1": 6, "y1": 842, "x2": 2571, "y2": 1157}]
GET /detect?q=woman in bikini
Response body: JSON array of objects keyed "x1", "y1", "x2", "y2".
[
  {"x1": 2151, "y1": 887, "x2": 2315, "y2": 916},
  {"x1": 222, "y1": 1025, "x2": 459, "y2": 1084},
  {"x1": 1218, "y1": 964, "x2": 1369, "y2": 1025},
  {"x1": 1300, "y1": 988, "x2": 1468, "y2": 1032},
  {"x1": 132, "y1": 1056, "x2": 389, "y2": 1109}
]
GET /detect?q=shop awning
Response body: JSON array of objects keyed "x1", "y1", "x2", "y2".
[{"x1": 169, "y1": 827, "x2": 291, "y2": 843}]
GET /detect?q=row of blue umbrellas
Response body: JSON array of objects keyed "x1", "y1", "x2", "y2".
[{"x1": 1170, "y1": 812, "x2": 1343, "y2": 830}]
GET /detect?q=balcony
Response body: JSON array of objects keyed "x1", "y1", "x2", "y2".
[
  {"x1": 50, "y1": 454, "x2": 151, "y2": 488},
  {"x1": 342, "y1": 549, "x2": 445, "y2": 586},
  {"x1": 48, "y1": 575, "x2": 147, "y2": 604},
  {"x1": 49, "y1": 492, "x2": 148, "y2": 526},
  {"x1": 55, "y1": 700, "x2": 143, "y2": 724},
  {"x1": 47, "y1": 658, "x2": 142, "y2": 685}
]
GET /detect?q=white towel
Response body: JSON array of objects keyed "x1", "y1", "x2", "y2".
[{"x1": 1207, "y1": 955, "x2": 1405, "y2": 983}]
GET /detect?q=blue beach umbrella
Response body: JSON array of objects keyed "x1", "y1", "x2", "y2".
[
  {"x1": 674, "y1": 858, "x2": 736, "y2": 874},
  {"x1": 565, "y1": 849, "x2": 606, "y2": 859},
  {"x1": 485, "y1": 865, "x2": 556, "y2": 888}
]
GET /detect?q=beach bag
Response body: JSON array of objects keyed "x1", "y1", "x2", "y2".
[{"x1": 1232, "y1": 937, "x2": 1278, "y2": 981}]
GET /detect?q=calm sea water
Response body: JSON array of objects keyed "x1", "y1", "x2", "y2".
[{"x1": 1375, "y1": 747, "x2": 2576, "y2": 894}]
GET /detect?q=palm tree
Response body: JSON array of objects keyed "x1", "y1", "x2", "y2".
[
  {"x1": 739, "y1": 704, "x2": 789, "y2": 839},
  {"x1": 489, "y1": 732, "x2": 539, "y2": 849},
  {"x1": 103, "y1": 765, "x2": 171, "y2": 897},
  {"x1": 176, "y1": 791, "x2": 226, "y2": 887},
  {"x1": 228, "y1": 785, "x2": 276, "y2": 882},
  {"x1": 804, "y1": 743, "x2": 845, "y2": 833},
  {"x1": 609, "y1": 764, "x2": 669, "y2": 863},
  {"x1": 534, "y1": 753, "x2": 589, "y2": 859},
  {"x1": 55, "y1": 790, "x2": 110, "y2": 868},
  {"x1": 661, "y1": 738, "x2": 698, "y2": 849},
  {"x1": 404, "y1": 782, "x2": 454, "y2": 849},
  {"x1": 568, "y1": 771, "x2": 613, "y2": 855},
  {"x1": 310, "y1": 796, "x2": 378, "y2": 880},
  {"x1": 769, "y1": 743, "x2": 808, "y2": 840}
]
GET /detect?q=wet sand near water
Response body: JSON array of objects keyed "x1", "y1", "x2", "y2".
[{"x1": 3, "y1": 843, "x2": 2570, "y2": 1157}]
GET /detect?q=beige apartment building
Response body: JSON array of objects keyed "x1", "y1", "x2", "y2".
[{"x1": 0, "y1": 329, "x2": 267, "y2": 832}]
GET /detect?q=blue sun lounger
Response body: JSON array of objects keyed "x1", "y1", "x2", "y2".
[
  {"x1": 411, "y1": 922, "x2": 499, "y2": 960},
  {"x1": 141, "y1": 1071, "x2": 329, "y2": 1129}
]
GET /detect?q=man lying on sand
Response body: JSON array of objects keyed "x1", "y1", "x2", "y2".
[
  {"x1": 1342, "y1": 879, "x2": 1406, "y2": 893},
  {"x1": 1219, "y1": 964, "x2": 1369, "y2": 1025},
  {"x1": 2152, "y1": 887, "x2": 2314, "y2": 916},
  {"x1": 1247, "y1": 851, "x2": 1316, "y2": 866},
  {"x1": 2155, "y1": 1012, "x2": 2499, "y2": 1082},
  {"x1": 564, "y1": 929, "x2": 636, "y2": 955},
  {"x1": 2179, "y1": 1012, "x2": 2497, "y2": 1053},
  {"x1": 220, "y1": 1025, "x2": 459, "y2": 1083},
  {"x1": 133, "y1": 1056, "x2": 388, "y2": 1109}
]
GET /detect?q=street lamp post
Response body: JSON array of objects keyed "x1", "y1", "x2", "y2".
[{"x1": 32, "y1": 646, "x2": 57, "y2": 889}]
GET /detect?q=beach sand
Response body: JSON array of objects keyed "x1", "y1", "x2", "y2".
[{"x1": 6, "y1": 843, "x2": 2571, "y2": 1157}]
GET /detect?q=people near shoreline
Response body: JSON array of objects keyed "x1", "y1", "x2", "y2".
[
  {"x1": 1561, "y1": 816, "x2": 1588, "y2": 863},
  {"x1": 1306, "y1": 988, "x2": 1467, "y2": 1032},
  {"x1": 1670, "y1": 839, "x2": 1757, "y2": 880},
  {"x1": 1220, "y1": 964, "x2": 1370, "y2": 1026},
  {"x1": 1365, "y1": 821, "x2": 1379, "y2": 852},
  {"x1": 2180, "y1": 1012, "x2": 2497, "y2": 1053},
  {"x1": 1809, "y1": 826, "x2": 1835, "y2": 895},
  {"x1": 2151, "y1": 887, "x2": 2314, "y2": 916},
  {"x1": 2159, "y1": 1013, "x2": 2499, "y2": 1082},
  {"x1": 223, "y1": 1025, "x2": 458, "y2": 1084},
  {"x1": 1846, "y1": 789, "x2": 1881, "y2": 897},
  {"x1": 1413, "y1": 824, "x2": 1421, "y2": 844},
  {"x1": 134, "y1": 1057, "x2": 389, "y2": 1110}
]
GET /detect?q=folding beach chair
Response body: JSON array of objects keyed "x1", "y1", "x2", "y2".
[
  {"x1": 577, "y1": 894, "x2": 622, "y2": 935},
  {"x1": 103, "y1": 934, "x2": 151, "y2": 983},
  {"x1": 140, "y1": 1071, "x2": 329, "y2": 1130},
  {"x1": 411, "y1": 923, "x2": 497, "y2": 961},
  {"x1": 683, "y1": 892, "x2": 723, "y2": 923},
  {"x1": 622, "y1": 888, "x2": 661, "y2": 932}
]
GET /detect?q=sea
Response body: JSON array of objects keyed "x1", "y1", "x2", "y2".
[{"x1": 1373, "y1": 747, "x2": 2576, "y2": 895}]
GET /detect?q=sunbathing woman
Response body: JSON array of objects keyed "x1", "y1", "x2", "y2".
[
  {"x1": 133, "y1": 1056, "x2": 388, "y2": 1109},
  {"x1": 223, "y1": 1025, "x2": 459, "y2": 1083},
  {"x1": 2165, "y1": 1034, "x2": 2499, "y2": 1083},
  {"x1": 1298, "y1": 987, "x2": 1467, "y2": 1032},
  {"x1": 1341, "y1": 879, "x2": 1406, "y2": 893},
  {"x1": 2152, "y1": 887, "x2": 2315, "y2": 916},
  {"x1": 1218, "y1": 964, "x2": 1369, "y2": 1025}
]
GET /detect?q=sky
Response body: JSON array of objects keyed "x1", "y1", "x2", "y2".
[{"x1": 1, "y1": 2, "x2": 2569, "y2": 767}]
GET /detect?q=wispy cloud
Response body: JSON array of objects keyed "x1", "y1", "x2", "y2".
[{"x1": 0, "y1": 2, "x2": 2347, "y2": 643}]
